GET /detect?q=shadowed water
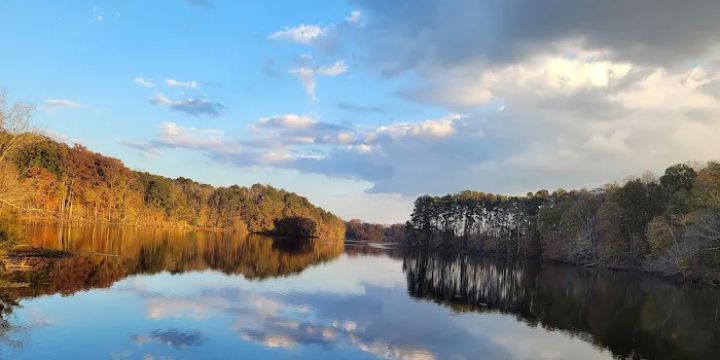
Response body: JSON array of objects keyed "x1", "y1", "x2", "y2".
[{"x1": 0, "y1": 224, "x2": 718, "y2": 359}]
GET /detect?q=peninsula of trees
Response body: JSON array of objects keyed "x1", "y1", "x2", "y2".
[
  {"x1": 1, "y1": 136, "x2": 345, "y2": 239},
  {"x1": 0, "y1": 95, "x2": 344, "y2": 241},
  {"x1": 406, "y1": 163, "x2": 720, "y2": 282}
]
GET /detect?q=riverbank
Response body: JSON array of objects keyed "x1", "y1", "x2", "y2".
[
  {"x1": 1, "y1": 216, "x2": 341, "y2": 248},
  {"x1": 3, "y1": 245, "x2": 73, "y2": 259}
]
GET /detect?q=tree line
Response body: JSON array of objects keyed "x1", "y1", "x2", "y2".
[
  {"x1": 406, "y1": 163, "x2": 720, "y2": 282},
  {"x1": 345, "y1": 219, "x2": 405, "y2": 242},
  {"x1": 0, "y1": 95, "x2": 345, "y2": 241}
]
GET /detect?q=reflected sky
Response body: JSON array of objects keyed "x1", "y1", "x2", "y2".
[
  {"x1": 0, "y1": 254, "x2": 613, "y2": 360},
  {"x1": 1, "y1": 225, "x2": 716, "y2": 359}
]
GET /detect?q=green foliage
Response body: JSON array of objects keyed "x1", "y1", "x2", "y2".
[
  {"x1": 660, "y1": 164, "x2": 696, "y2": 194},
  {"x1": 274, "y1": 216, "x2": 318, "y2": 238},
  {"x1": 612, "y1": 179, "x2": 665, "y2": 240},
  {"x1": 137, "y1": 172, "x2": 175, "y2": 212},
  {"x1": 12, "y1": 137, "x2": 68, "y2": 176}
]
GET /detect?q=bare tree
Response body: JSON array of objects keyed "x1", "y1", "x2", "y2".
[
  {"x1": 0, "y1": 92, "x2": 36, "y2": 163},
  {"x1": 647, "y1": 211, "x2": 720, "y2": 277},
  {"x1": 0, "y1": 91, "x2": 38, "y2": 212},
  {"x1": 686, "y1": 211, "x2": 720, "y2": 253}
]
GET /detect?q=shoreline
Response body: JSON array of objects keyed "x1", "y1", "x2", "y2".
[
  {"x1": 9, "y1": 218, "x2": 342, "y2": 241},
  {"x1": 396, "y1": 242, "x2": 720, "y2": 287}
]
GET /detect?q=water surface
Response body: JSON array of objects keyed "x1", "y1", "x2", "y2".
[{"x1": 0, "y1": 224, "x2": 718, "y2": 359}]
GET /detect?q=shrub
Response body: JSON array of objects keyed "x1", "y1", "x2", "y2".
[{"x1": 274, "y1": 216, "x2": 317, "y2": 238}]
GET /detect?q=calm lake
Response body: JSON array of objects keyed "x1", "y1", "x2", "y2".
[{"x1": 1, "y1": 224, "x2": 719, "y2": 360}]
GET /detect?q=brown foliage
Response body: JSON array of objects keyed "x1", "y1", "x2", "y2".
[{"x1": 1, "y1": 136, "x2": 346, "y2": 241}]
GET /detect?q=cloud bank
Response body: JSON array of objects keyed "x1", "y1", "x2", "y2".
[{"x1": 128, "y1": 0, "x2": 720, "y2": 201}]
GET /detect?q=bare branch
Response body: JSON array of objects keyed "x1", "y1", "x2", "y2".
[{"x1": 0, "y1": 91, "x2": 39, "y2": 213}]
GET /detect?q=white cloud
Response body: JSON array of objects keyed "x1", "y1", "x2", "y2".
[
  {"x1": 347, "y1": 143, "x2": 374, "y2": 154},
  {"x1": 289, "y1": 59, "x2": 348, "y2": 100},
  {"x1": 317, "y1": 61, "x2": 348, "y2": 76},
  {"x1": 404, "y1": 44, "x2": 633, "y2": 109},
  {"x1": 288, "y1": 67, "x2": 318, "y2": 100},
  {"x1": 157, "y1": 122, "x2": 228, "y2": 151},
  {"x1": 582, "y1": 130, "x2": 632, "y2": 155},
  {"x1": 43, "y1": 99, "x2": 89, "y2": 109},
  {"x1": 133, "y1": 77, "x2": 155, "y2": 88},
  {"x1": 377, "y1": 114, "x2": 466, "y2": 139},
  {"x1": 269, "y1": 10, "x2": 361, "y2": 48},
  {"x1": 165, "y1": 78, "x2": 198, "y2": 89},
  {"x1": 337, "y1": 132, "x2": 354, "y2": 143},
  {"x1": 150, "y1": 92, "x2": 225, "y2": 117},
  {"x1": 345, "y1": 10, "x2": 361, "y2": 24},
  {"x1": 124, "y1": 112, "x2": 472, "y2": 191},
  {"x1": 258, "y1": 114, "x2": 315, "y2": 129},
  {"x1": 269, "y1": 24, "x2": 327, "y2": 44},
  {"x1": 453, "y1": 56, "x2": 720, "y2": 194},
  {"x1": 252, "y1": 114, "x2": 352, "y2": 149},
  {"x1": 125, "y1": 121, "x2": 295, "y2": 165},
  {"x1": 613, "y1": 67, "x2": 718, "y2": 110},
  {"x1": 38, "y1": 128, "x2": 80, "y2": 145}
]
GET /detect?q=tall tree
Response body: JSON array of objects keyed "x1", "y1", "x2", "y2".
[{"x1": 0, "y1": 92, "x2": 38, "y2": 213}]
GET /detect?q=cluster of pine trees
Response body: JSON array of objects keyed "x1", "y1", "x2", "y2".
[
  {"x1": 0, "y1": 135, "x2": 345, "y2": 240},
  {"x1": 407, "y1": 163, "x2": 720, "y2": 281}
]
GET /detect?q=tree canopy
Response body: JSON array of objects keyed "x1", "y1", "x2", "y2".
[
  {"x1": 406, "y1": 163, "x2": 720, "y2": 282},
  {"x1": 1, "y1": 134, "x2": 345, "y2": 241}
]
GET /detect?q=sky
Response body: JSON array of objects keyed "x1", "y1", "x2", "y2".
[{"x1": 1, "y1": 0, "x2": 720, "y2": 224}]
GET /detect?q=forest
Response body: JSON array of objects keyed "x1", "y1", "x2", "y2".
[
  {"x1": 406, "y1": 163, "x2": 720, "y2": 282},
  {"x1": 0, "y1": 95, "x2": 345, "y2": 242}
]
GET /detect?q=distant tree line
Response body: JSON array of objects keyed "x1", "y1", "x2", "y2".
[
  {"x1": 406, "y1": 163, "x2": 720, "y2": 282},
  {"x1": 345, "y1": 219, "x2": 405, "y2": 242}
]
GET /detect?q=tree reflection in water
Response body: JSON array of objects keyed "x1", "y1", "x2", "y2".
[
  {"x1": 0, "y1": 223, "x2": 343, "y2": 302},
  {"x1": 403, "y1": 250, "x2": 720, "y2": 359}
]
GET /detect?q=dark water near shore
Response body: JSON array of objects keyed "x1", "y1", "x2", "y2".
[{"x1": 1, "y1": 224, "x2": 719, "y2": 359}]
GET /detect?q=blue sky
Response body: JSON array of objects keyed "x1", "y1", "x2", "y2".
[{"x1": 2, "y1": 0, "x2": 720, "y2": 223}]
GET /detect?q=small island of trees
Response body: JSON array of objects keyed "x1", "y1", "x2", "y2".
[{"x1": 345, "y1": 219, "x2": 405, "y2": 242}]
